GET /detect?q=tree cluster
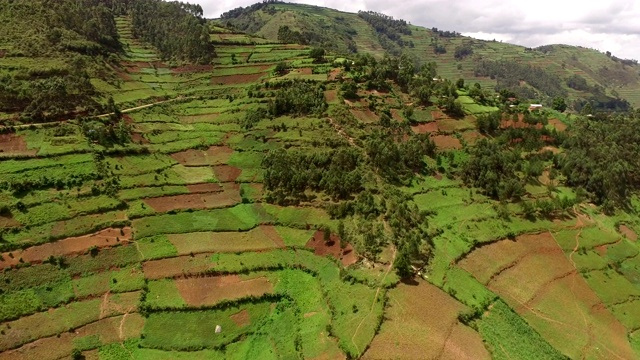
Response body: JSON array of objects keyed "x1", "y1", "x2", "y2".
[
  {"x1": 474, "y1": 60, "x2": 567, "y2": 99},
  {"x1": 267, "y1": 80, "x2": 327, "y2": 117},
  {"x1": 358, "y1": 11, "x2": 413, "y2": 55},
  {"x1": 130, "y1": 0, "x2": 214, "y2": 63}
]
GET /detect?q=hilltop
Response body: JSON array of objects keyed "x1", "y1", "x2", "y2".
[
  {"x1": 219, "y1": 1, "x2": 640, "y2": 110},
  {"x1": 0, "y1": 1, "x2": 639, "y2": 360}
]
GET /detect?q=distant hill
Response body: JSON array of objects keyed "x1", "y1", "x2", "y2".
[{"x1": 218, "y1": 1, "x2": 640, "y2": 110}]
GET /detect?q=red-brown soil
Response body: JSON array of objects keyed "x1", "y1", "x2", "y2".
[
  {"x1": 306, "y1": 231, "x2": 357, "y2": 267},
  {"x1": 0, "y1": 227, "x2": 131, "y2": 269},
  {"x1": 462, "y1": 130, "x2": 483, "y2": 145},
  {"x1": 324, "y1": 90, "x2": 338, "y2": 102},
  {"x1": 171, "y1": 145, "x2": 234, "y2": 166},
  {"x1": 175, "y1": 275, "x2": 273, "y2": 307},
  {"x1": 0, "y1": 134, "x2": 37, "y2": 156},
  {"x1": 143, "y1": 184, "x2": 240, "y2": 212},
  {"x1": 390, "y1": 109, "x2": 404, "y2": 121},
  {"x1": 0, "y1": 216, "x2": 19, "y2": 228},
  {"x1": 143, "y1": 253, "x2": 214, "y2": 280},
  {"x1": 171, "y1": 64, "x2": 214, "y2": 74},
  {"x1": 619, "y1": 225, "x2": 637, "y2": 242},
  {"x1": 328, "y1": 68, "x2": 342, "y2": 81},
  {"x1": 363, "y1": 280, "x2": 490, "y2": 360},
  {"x1": 212, "y1": 72, "x2": 265, "y2": 85},
  {"x1": 213, "y1": 165, "x2": 242, "y2": 182},
  {"x1": 431, "y1": 110, "x2": 447, "y2": 121},
  {"x1": 459, "y1": 232, "x2": 636, "y2": 359},
  {"x1": 431, "y1": 135, "x2": 462, "y2": 150},
  {"x1": 230, "y1": 309, "x2": 251, "y2": 327},
  {"x1": 411, "y1": 122, "x2": 439, "y2": 134},
  {"x1": 187, "y1": 183, "x2": 223, "y2": 193},
  {"x1": 549, "y1": 118, "x2": 567, "y2": 131}
]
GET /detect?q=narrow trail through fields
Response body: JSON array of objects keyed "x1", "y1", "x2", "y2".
[
  {"x1": 327, "y1": 117, "x2": 356, "y2": 146},
  {"x1": 351, "y1": 245, "x2": 396, "y2": 355}
]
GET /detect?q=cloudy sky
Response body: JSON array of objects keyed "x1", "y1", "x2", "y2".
[{"x1": 195, "y1": 0, "x2": 640, "y2": 60}]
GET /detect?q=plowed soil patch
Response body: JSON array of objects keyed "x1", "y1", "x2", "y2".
[
  {"x1": 176, "y1": 275, "x2": 273, "y2": 306},
  {"x1": 462, "y1": 130, "x2": 483, "y2": 144},
  {"x1": 328, "y1": 68, "x2": 341, "y2": 81},
  {"x1": 172, "y1": 64, "x2": 213, "y2": 73},
  {"x1": 0, "y1": 216, "x2": 19, "y2": 228},
  {"x1": 212, "y1": 72, "x2": 265, "y2": 85},
  {"x1": 0, "y1": 134, "x2": 36, "y2": 156},
  {"x1": 325, "y1": 90, "x2": 338, "y2": 102},
  {"x1": 390, "y1": 109, "x2": 404, "y2": 121},
  {"x1": 306, "y1": 231, "x2": 357, "y2": 266},
  {"x1": 167, "y1": 225, "x2": 283, "y2": 255},
  {"x1": 431, "y1": 110, "x2": 447, "y2": 120},
  {"x1": 0, "y1": 314, "x2": 144, "y2": 360},
  {"x1": 459, "y1": 232, "x2": 636, "y2": 359},
  {"x1": 213, "y1": 165, "x2": 242, "y2": 182},
  {"x1": 143, "y1": 253, "x2": 213, "y2": 280},
  {"x1": 0, "y1": 227, "x2": 131, "y2": 269},
  {"x1": 363, "y1": 280, "x2": 490, "y2": 360},
  {"x1": 171, "y1": 145, "x2": 233, "y2": 166},
  {"x1": 350, "y1": 109, "x2": 379, "y2": 123},
  {"x1": 411, "y1": 122, "x2": 438, "y2": 134},
  {"x1": 431, "y1": 135, "x2": 462, "y2": 149},
  {"x1": 500, "y1": 119, "x2": 543, "y2": 129},
  {"x1": 143, "y1": 185, "x2": 240, "y2": 212},
  {"x1": 187, "y1": 183, "x2": 223, "y2": 193},
  {"x1": 549, "y1": 118, "x2": 567, "y2": 131},
  {"x1": 619, "y1": 225, "x2": 637, "y2": 241},
  {"x1": 230, "y1": 309, "x2": 251, "y2": 327}
]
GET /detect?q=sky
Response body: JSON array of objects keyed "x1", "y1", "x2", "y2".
[{"x1": 194, "y1": 0, "x2": 640, "y2": 60}]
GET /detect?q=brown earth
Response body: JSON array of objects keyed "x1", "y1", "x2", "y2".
[
  {"x1": 363, "y1": 279, "x2": 490, "y2": 360},
  {"x1": 143, "y1": 253, "x2": 214, "y2": 280},
  {"x1": 431, "y1": 110, "x2": 447, "y2": 121},
  {"x1": 324, "y1": 90, "x2": 338, "y2": 103},
  {"x1": 549, "y1": 118, "x2": 568, "y2": 131},
  {"x1": 171, "y1": 64, "x2": 214, "y2": 73},
  {"x1": 306, "y1": 231, "x2": 357, "y2": 267},
  {"x1": 462, "y1": 130, "x2": 483, "y2": 145},
  {"x1": 328, "y1": 68, "x2": 342, "y2": 81},
  {"x1": 143, "y1": 185, "x2": 240, "y2": 212},
  {"x1": 390, "y1": 109, "x2": 404, "y2": 121},
  {"x1": 0, "y1": 227, "x2": 131, "y2": 270},
  {"x1": 618, "y1": 225, "x2": 637, "y2": 242},
  {"x1": 0, "y1": 313, "x2": 144, "y2": 360},
  {"x1": 0, "y1": 216, "x2": 19, "y2": 228},
  {"x1": 230, "y1": 309, "x2": 251, "y2": 327},
  {"x1": 187, "y1": 183, "x2": 223, "y2": 193},
  {"x1": 175, "y1": 275, "x2": 273, "y2": 307},
  {"x1": 0, "y1": 133, "x2": 37, "y2": 156},
  {"x1": 431, "y1": 135, "x2": 462, "y2": 150},
  {"x1": 212, "y1": 72, "x2": 266, "y2": 85},
  {"x1": 171, "y1": 145, "x2": 234, "y2": 166},
  {"x1": 350, "y1": 109, "x2": 379, "y2": 123},
  {"x1": 459, "y1": 232, "x2": 636, "y2": 360},
  {"x1": 411, "y1": 121, "x2": 439, "y2": 134},
  {"x1": 213, "y1": 165, "x2": 242, "y2": 182}
]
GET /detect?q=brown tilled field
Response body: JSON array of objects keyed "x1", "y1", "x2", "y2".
[
  {"x1": 619, "y1": 224, "x2": 638, "y2": 241},
  {"x1": 171, "y1": 145, "x2": 234, "y2": 166},
  {"x1": 142, "y1": 253, "x2": 214, "y2": 280},
  {"x1": 0, "y1": 227, "x2": 131, "y2": 269},
  {"x1": 363, "y1": 280, "x2": 490, "y2": 360},
  {"x1": 459, "y1": 232, "x2": 636, "y2": 359},
  {"x1": 211, "y1": 72, "x2": 266, "y2": 85},
  {"x1": 0, "y1": 134, "x2": 37, "y2": 156},
  {"x1": 431, "y1": 135, "x2": 462, "y2": 149},
  {"x1": 175, "y1": 275, "x2": 273, "y2": 306},
  {"x1": 548, "y1": 118, "x2": 568, "y2": 131},
  {"x1": 167, "y1": 225, "x2": 285, "y2": 255},
  {"x1": 143, "y1": 184, "x2": 240, "y2": 212},
  {"x1": 306, "y1": 231, "x2": 357, "y2": 266},
  {"x1": 411, "y1": 121, "x2": 438, "y2": 134}
]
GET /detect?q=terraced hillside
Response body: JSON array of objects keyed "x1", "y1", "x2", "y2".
[
  {"x1": 220, "y1": 2, "x2": 640, "y2": 109},
  {"x1": 1, "y1": 1, "x2": 640, "y2": 360}
]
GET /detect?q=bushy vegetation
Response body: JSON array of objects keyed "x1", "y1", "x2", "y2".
[{"x1": 474, "y1": 60, "x2": 567, "y2": 99}]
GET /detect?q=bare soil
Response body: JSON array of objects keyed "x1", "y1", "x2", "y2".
[
  {"x1": 306, "y1": 231, "x2": 357, "y2": 267},
  {"x1": 0, "y1": 134, "x2": 37, "y2": 156},
  {"x1": 431, "y1": 135, "x2": 462, "y2": 150},
  {"x1": 143, "y1": 186, "x2": 240, "y2": 212},
  {"x1": 230, "y1": 309, "x2": 251, "y2": 327},
  {"x1": 618, "y1": 225, "x2": 637, "y2": 241},
  {"x1": 213, "y1": 165, "x2": 242, "y2": 182},
  {"x1": 363, "y1": 279, "x2": 490, "y2": 360},
  {"x1": 328, "y1": 68, "x2": 342, "y2": 81},
  {"x1": 171, "y1": 64, "x2": 214, "y2": 73},
  {"x1": 0, "y1": 227, "x2": 131, "y2": 270},
  {"x1": 549, "y1": 118, "x2": 568, "y2": 131},
  {"x1": 211, "y1": 72, "x2": 265, "y2": 85},
  {"x1": 176, "y1": 275, "x2": 273, "y2": 307},
  {"x1": 187, "y1": 183, "x2": 223, "y2": 193},
  {"x1": 324, "y1": 90, "x2": 338, "y2": 102},
  {"x1": 411, "y1": 122, "x2": 439, "y2": 134},
  {"x1": 142, "y1": 253, "x2": 214, "y2": 280},
  {"x1": 171, "y1": 145, "x2": 234, "y2": 166}
]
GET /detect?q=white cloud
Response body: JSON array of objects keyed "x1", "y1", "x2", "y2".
[{"x1": 195, "y1": 0, "x2": 640, "y2": 60}]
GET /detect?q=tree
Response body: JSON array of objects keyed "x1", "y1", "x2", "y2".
[
  {"x1": 310, "y1": 47, "x2": 325, "y2": 63},
  {"x1": 274, "y1": 62, "x2": 288, "y2": 75},
  {"x1": 552, "y1": 97, "x2": 567, "y2": 112},
  {"x1": 456, "y1": 78, "x2": 465, "y2": 89}
]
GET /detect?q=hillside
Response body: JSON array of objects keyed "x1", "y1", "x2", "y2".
[
  {"x1": 0, "y1": 1, "x2": 640, "y2": 360},
  {"x1": 219, "y1": 1, "x2": 640, "y2": 110}
]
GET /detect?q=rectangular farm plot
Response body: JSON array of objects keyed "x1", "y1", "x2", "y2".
[
  {"x1": 171, "y1": 145, "x2": 234, "y2": 166},
  {"x1": 175, "y1": 275, "x2": 273, "y2": 307},
  {"x1": 167, "y1": 225, "x2": 286, "y2": 255},
  {"x1": 143, "y1": 183, "x2": 241, "y2": 212}
]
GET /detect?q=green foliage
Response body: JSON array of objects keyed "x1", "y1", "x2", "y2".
[
  {"x1": 129, "y1": 0, "x2": 214, "y2": 63},
  {"x1": 475, "y1": 60, "x2": 567, "y2": 99},
  {"x1": 268, "y1": 80, "x2": 327, "y2": 117}
]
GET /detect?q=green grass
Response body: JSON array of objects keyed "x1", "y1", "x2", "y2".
[
  {"x1": 274, "y1": 226, "x2": 315, "y2": 247},
  {"x1": 476, "y1": 300, "x2": 566, "y2": 360},
  {"x1": 141, "y1": 302, "x2": 273, "y2": 351},
  {"x1": 146, "y1": 279, "x2": 187, "y2": 309},
  {"x1": 136, "y1": 235, "x2": 179, "y2": 260}
]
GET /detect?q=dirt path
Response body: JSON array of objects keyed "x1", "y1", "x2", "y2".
[
  {"x1": 2, "y1": 96, "x2": 190, "y2": 130},
  {"x1": 351, "y1": 245, "x2": 396, "y2": 354},
  {"x1": 327, "y1": 117, "x2": 356, "y2": 146}
]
